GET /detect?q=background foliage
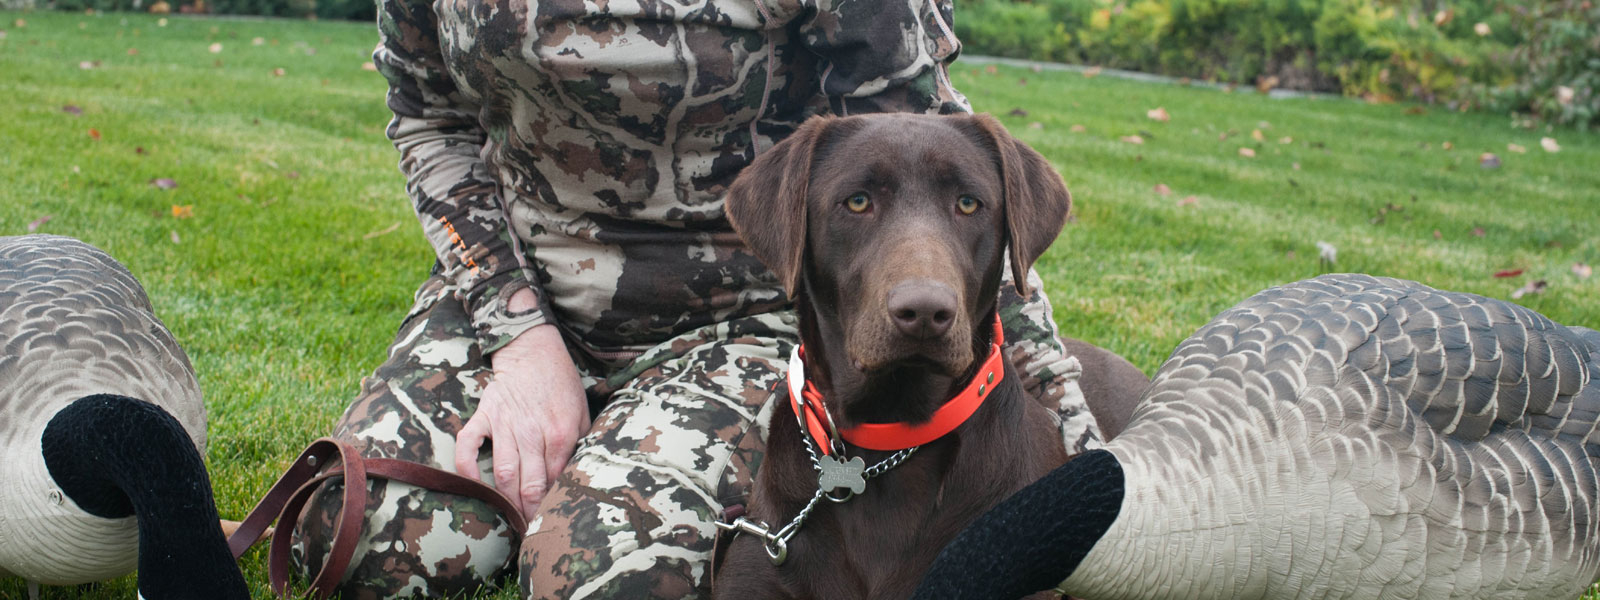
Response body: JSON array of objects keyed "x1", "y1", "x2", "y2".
[
  {"x1": 24, "y1": 0, "x2": 1598, "y2": 127},
  {"x1": 957, "y1": 0, "x2": 1600, "y2": 129}
]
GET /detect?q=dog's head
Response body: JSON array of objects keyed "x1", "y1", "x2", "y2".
[{"x1": 726, "y1": 113, "x2": 1071, "y2": 420}]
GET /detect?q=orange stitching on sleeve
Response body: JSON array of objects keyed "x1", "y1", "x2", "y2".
[{"x1": 437, "y1": 216, "x2": 483, "y2": 277}]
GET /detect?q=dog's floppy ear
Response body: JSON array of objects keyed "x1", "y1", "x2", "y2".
[
  {"x1": 967, "y1": 113, "x2": 1072, "y2": 297},
  {"x1": 725, "y1": 115, "x2": 835, "y2": 299}
]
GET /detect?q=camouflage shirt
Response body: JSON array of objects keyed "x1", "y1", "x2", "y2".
[{"x1": 375, "y1": 0, "x2": 969, "y2": 357}]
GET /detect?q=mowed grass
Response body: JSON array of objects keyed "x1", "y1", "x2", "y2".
[{"x1": 2, "y1": 10, "x2": 1598, "y2": 600}]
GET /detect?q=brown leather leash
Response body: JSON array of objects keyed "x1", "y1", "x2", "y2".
[{"x1": 227, "y1": 438, "x2": 527, "y2": 598}]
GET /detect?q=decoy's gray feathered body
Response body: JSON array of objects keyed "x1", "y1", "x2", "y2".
[
  {"x1": 919, "y1": 274, "x2": 1600, "y2": 599},
  {"x1": 0, "y1": 235, "x2": 214, "y2": 587}
]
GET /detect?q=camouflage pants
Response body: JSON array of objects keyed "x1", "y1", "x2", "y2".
[{"x1": 291, "y1": 270, "x2": 1100, "y2": 599}]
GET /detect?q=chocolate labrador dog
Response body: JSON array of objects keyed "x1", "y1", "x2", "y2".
[{"x1": 713, "y1": 113, "x2": 1142, "y2": 599}]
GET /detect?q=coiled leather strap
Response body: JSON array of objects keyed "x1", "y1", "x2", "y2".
[{"x1": 227, "y1": 438, "x2": 527, "y2": 598}]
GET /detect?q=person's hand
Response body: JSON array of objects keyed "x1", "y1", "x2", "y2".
[{"x1": 454, "y1": 293, "x2": 589, "y2": 519}]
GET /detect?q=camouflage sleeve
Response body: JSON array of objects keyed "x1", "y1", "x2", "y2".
[
  {"x1": 374, "y1": 0, "x2": 549, "y2": 353},
  {"x1": 797, "y1": 0, "x2": 972, "y2": 116}
]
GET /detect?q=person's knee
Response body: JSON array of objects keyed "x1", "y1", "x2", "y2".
[
  {"x1": 293, "y1": 478, "x2": 519, "y2": 599},
  {"x1": 519, "y1": 466, "x2": 713, "y2": 599}
]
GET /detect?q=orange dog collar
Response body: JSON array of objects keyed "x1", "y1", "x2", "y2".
[{"x1": 787, "y1": 317, "x2": 1005, "y2": 455}]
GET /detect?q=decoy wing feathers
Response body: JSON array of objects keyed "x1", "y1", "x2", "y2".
[
  {"x1": 0, "y1": 235, "x2": 205, "y2": 451},
  {"x1": 1097, "y1": 274, "x2": 1600, "y2": 599},
  {"x1": 1137, "y1": 274, "x2": 1598, "y2": 446}
]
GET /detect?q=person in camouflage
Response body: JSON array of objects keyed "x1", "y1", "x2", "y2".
[{"x1": 290, "y1": 1, "x2": 1103, "y2": 598}]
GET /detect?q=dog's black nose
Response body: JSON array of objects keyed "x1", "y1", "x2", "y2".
[{"x1": 887, "y1": 282, "x2": 957, "y2": 340}]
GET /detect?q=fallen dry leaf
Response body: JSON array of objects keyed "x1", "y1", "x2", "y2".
[
  {"x1": 26, "y1": 215, "x2": 52, "y2": 232},
  {"x1": 363, "y1": 222, "x2": 402, "y2": 239},
  {"x1": 1433, "y1": 229, "x2": 1442, "y2": 240},
  {"x1": 1016, "y1": 77, "x2": 1027, "y2": 86},
  {"x1": 169, "y1": 230, "x2": 180, "y2": 244},
  {"x1": 1217, "y1": 133, "x2": 1229, "y2": 141},
  {"x1": 1146, "y1": 107, "x2": 1170, "y2": 122},
  {"x1": 1069, "y1": 124, "x2": 1086, "y2": 133},
  {"x1": 208, "y1": 42, "x2": 223, "y2": 54},
  {"x1": 1251, "y1": 129, "x2": 1265, "y2": 142},
  {"x1": 1434, "y1": 8, "x2": 1454, "y2": 26},
  {"x1": 1008, "y1": 108, "x2": 1029, "y2": 117},
  {"x1": 1540, "y1": 137, "x2": 1560, "y2": 153},
  {"x1": 135, "y1": 146, "x2": 146, "y2": 155},
  {"x1": 271, "y1": 67, "x2": 286, "y2": 77},
  {"x1": 1480, "y1": 153, "x2": 1500, "y2": 169},
  {"x1": 1120, "y1": 135, "x2": 1144, "y2": 145},
  {"x1": 87, "y1": 128, "x2": 101, "y2": 141},
  {"x1": 1511, "y1": 280, "x2": 1547, "y2": 300},
  {"x1": 157, "y1": 17, "x2": 168, "y2": 26},
  {"x1": 127, "y1": 47, "x2": 139, "y2": 56},
  {"x1": 285, "y1": 171, "x2": 300, "y2": 179},
  {"x1": 62, "y1": 105, "x2": 82, "y2": 116},
  {"x1": 1557, "y1": 86, "x2": 1575, "y2": 106},
  {"x1": 1472, "y1": 226, "x2": 1486, "y2": 237},
  {"x1": 1508, "y1": 143, "x2": 1527, "y2": 154},
  {"x1": 150, "y1": 178, "x2": 178, "y2": 190},
  {"x1": 78, "y1": 60, "x2": 101, "y2": 70},
  {"x1": 1027, "y1": 122, "x2": 1043, "y2": 130},
  {"x1": 1405, "y1": 106, "x2": 1426, "y2": 115},
  {"x1": 361, "y1": 61, "x2": 378, "y2": 72},
  {"x1": 984, "y1": 65, "x2": 997, "y2": 75},
  {"x1": 1255, "y1": 76, "x2": 1279, "y2": 94},
  {"x1": 171, "y1": 204, "x2": 193, "y2": 218},
  {"x1": 1442, "y1": 141, "x2": 1453, "y2": 150},
  {"x1": 1292, "y1": 162, "x2": 1301, "y2": 170},
  {"x1": 1177, "y1": 195, "x2": 1198, "y2": 207},
  {"x1": 1154, "y1": 183, "x2": 1173, "y2": 196},
  {"x1": 1238, "y1": 147, "x2": 1256, "y2": 158},
  {"x1": 1474, "y1": 22, "x2": 1490, "y2": 36},
  {"x1": 252, "y1": 36, "x2": 265, "y2": 46},
  {"x1": 13, "y1": 18, "x2": 24, "y2": 27},
  {"x1": 1083, "y1": 66, "x2": 1102, "y2": 78},
  {"x1": 1494, "y1": 268, "x2": 1524, "y2": 278},
  {"x1": 1279, "y1": 136, "x2": 1293, "y2": 144},
  {"x1": 1575, "y1": 263, "x2": 1593, "y2": 279}
]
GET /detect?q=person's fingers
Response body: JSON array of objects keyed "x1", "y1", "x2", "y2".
[
  {"x1": 519, "y1": 430, "x2": 550, "y2": 518},
  {"x1": 488, "y1": 412, "x2": 524, "y2": 512},
  {"x1": 543, "y1": 421, "x2": 578, "y2": 490},
  {"x1": 454, "y1": 416, "x2": 490, "y2": 480}
]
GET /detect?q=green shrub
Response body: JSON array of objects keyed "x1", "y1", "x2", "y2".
[
  {"x1": 314, "y1": 0, "x2": 373, "y2": 22},
  {"x1": 956, "y1": 0, "x2": 1077, "y2": 63},
  {"x1": 954, "y1": 0, "x2": 1547, "y2": 123},
  {"x1": 1485, "y1": 0, "x2": 1600, "y2": 129}
]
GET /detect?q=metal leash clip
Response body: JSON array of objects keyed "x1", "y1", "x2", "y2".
[{"x1": 716, "y1": 516, "x2": 790, "y2": 564}]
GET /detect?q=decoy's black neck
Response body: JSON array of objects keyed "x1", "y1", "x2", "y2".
[
  {"x1": 912, "y1": 449, "x2": 1125, "y2": 600},
  {"x1": 41, "y1": 394, "x2": 248, "y2": 600}
]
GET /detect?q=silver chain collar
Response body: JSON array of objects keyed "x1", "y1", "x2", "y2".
[{"x1": 716, "y1": 393, "x2": 918, "y2": 565}]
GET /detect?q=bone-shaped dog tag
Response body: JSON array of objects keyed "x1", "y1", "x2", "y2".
[{"x1": 817, "y1": 454, "x2": 867, "y2": 495}]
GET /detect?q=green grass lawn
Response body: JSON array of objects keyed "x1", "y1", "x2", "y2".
[{"x1": 2, "y1": 10, "x2": 1598, "y2": 600}]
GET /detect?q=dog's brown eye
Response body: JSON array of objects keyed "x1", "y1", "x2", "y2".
[
  {"x1": 846, "y1": 194, "x2": 871, "y2": 213},
  {"x1": 957, "y1": 195, "x2": 981, "y2": 215}
]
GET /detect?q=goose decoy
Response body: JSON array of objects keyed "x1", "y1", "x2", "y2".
[
  {"x1": 916, "y1": 273, "x2": 1600, "y2": 600},
  {"x1": 0, "y1": 235, "x2": 247, "y2": 599}
]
